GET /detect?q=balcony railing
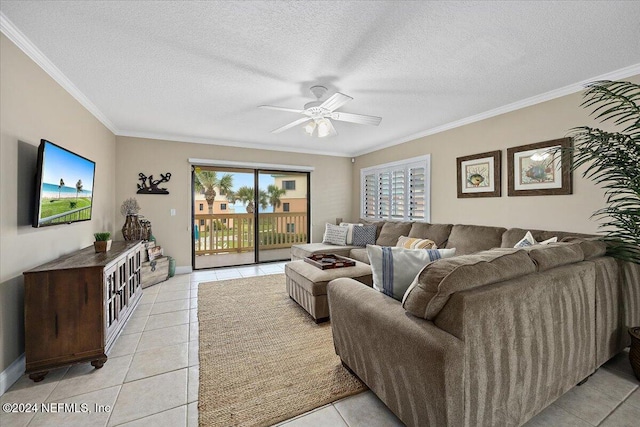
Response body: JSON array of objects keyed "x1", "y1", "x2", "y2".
[{"x1": 194, "y1": 212, "x2": 308, "y2": 255}]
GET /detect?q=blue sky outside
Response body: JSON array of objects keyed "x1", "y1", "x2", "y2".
[{"x1": 42, "y1": 142, "x2": 94, "y2": 192}]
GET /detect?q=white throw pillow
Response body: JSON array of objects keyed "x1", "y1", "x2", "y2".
[
  {"x1": 339, "y1": 222, "x2": 363, "y2": 245},
  {"x1": 514, "y1": 231, "x2": 558, "y2": 248},
  {"x1": 322, "y1": 223, "x2": 349, "y2": 245},
  {"x1": 366, "y1": 245, "x2": 456, "y2": 301}
]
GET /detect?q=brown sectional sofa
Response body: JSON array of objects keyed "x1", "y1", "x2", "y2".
[{"x1": 290, "y1": 220, "x2": 640, "y2": 427}]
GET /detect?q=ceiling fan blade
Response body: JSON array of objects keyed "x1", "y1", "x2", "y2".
[
  {"x1": 331, "y1": 111, "x2": 382, "y2": 126},
  {"x1": 319, "y1": 93, "x2": 353, "y2": 112},
  {"x1": 326, "y1": 119, "x2": 338, "y2": 137},
  {"x1": 271, "y1": 117, "x2": 311, "y2": 134},
  {"x1": 259, "y1": 105, "x2": 304, "y2": 114}
]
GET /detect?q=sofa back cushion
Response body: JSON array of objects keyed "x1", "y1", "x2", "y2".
[
  {"x1": 444, "y1": 224, "x2": 507, "y2": 255},
  {"x1": 560, "y1": 237, "x2": 607, "y2": 260},
  {"x1": 501, "y1": 228, "x2": 595, "y2": 248},
  {"x1": 402, "y1": 249, "x2": 536, "y2": 320},
  {"x1": 527, "y1": 242, "x2": 585, "y2": 271},
  {"x1": 408, "y1": 223, "x2": 453, "y2": 248},
  {"x1": 376, "y1": 221, "x2": 413, "y2": 246}
]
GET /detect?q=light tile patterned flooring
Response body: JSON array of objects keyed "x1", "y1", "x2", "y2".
[{"x1": 1, "y1": 261, "x2": 639, "y2": 426}]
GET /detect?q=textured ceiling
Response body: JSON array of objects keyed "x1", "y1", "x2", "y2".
[{"x1": 2, "y1": 1, "x2": 640, "y2": 157}]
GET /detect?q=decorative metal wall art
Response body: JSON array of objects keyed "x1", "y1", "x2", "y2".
[{"x1": 137, "y1": 172, "x2": 171, "y2": 194}]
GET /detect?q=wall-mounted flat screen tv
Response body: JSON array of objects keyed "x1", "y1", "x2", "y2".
[{"x1": 33, "y1": 139, "x2": 96, "y2": 228}]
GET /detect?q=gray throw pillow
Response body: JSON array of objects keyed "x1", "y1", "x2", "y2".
[{"x1": 352, "y1": 225, "x2": 377, "y2": 246}]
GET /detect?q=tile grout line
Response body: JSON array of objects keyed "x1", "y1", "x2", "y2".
[{"x1": 331, "y1": 402, "x2": 352, "y2": 426}]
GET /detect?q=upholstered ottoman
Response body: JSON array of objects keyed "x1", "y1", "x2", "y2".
[{"x1": 285, "y1": 259, "x2": 373, "y2": 322}]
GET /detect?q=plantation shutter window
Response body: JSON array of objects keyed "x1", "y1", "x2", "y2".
[
  {"x1": 363, "y1": 173, "x2": 377, "y2": 219},
  {"x1": 360, "y1": 155, "x2": 430, "y2": 222}
]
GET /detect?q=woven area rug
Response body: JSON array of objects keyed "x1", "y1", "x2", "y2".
[{"x1": 197, "y1": 273, "x2": 366, "y2": 427}]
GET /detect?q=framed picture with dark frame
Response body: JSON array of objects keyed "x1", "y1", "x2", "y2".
[
  {"x1": 457, "y1": 150, "x2": 501, "y2": 198},
  {"x1": 507, "y1": 137, "x2": 572, "y2": 196}
]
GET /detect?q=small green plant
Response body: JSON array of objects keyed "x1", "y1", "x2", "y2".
[
  {"x1": 69, "y1": 201, "x2": 77, "y2": 209},
  {"x1": 94, "y1": 232, "x2": 111, "y2": 241}
]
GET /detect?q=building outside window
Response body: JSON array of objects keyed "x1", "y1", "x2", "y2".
[
  {"x1": 199, "y1": 203, "x2": 204, "y2": 211},
  {"x1": 220, "y1": 203, "x2": 226, "y2": 210},
  {"x1": 283, "y1": 202, "x2": 290, "y2": 212},
  {"x1": 286, "y1": 223, "x2": 295, "y2": 233},
  {"x1": 200, "y1": 219, "x2": 205, "y2": 226},
  {"x1": 282, "y1": 180, "x2": 296, "y2": 190}
]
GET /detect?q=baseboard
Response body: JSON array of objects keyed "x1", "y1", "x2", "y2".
[
  {"x1": 175, "y1": 266, "x2": 192, "y2": 275},
  {"x1": 0, "y1": 353, "x2": 25, "y2": 396}
]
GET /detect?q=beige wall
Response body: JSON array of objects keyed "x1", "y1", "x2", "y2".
[
  {"x1": 115, "y1": 137, "x2": 353, "y2": 267},
  {"x1": 0, "y1": 35, "x2": 116, "y2": 373},
  {"x1": 352, "y1": 74, "x2": 640, "y2": 233}
]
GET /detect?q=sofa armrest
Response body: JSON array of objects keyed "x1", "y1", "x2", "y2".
[{"x1": 327, "y1": 278, "x2": 463, "y2": 427}]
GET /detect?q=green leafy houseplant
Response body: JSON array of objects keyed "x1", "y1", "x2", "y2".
[
  {"x1": 94, "y1": 232, "x2": 111, "y2": 241},
  {"x1": 566, "y1": 80, "x2": 640, "y2": 264},
  {"x1": 94, "y1": 232, "x2": 112, "y2": 253}
]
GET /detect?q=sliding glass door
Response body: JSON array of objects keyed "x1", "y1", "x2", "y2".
[
  {"x1": 257, "y1": 171, "x2": 310, "y2": 263},
  {"x1": 192, "y1": 166, "x2": 310, "y2": 269}
]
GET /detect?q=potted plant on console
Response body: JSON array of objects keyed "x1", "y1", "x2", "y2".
[
  {"x1": 564, "y1": 80, "x2": 640, "y2": 379},
  {"x1": 94, "y1": 232, "x2": 112, "y2": 253}
]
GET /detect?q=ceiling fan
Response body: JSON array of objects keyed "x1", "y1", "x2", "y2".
[{"x1": 259, "y1": 85, "x2": 382, "y2": 137}]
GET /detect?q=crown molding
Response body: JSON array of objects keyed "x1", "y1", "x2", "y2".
[
  {"x1": 0, "y1": 12, "x2": 118, "y2": 134},
  {"x1": 352, "y1": 63, "x2": 640, "y2": 157},
  {"x1": 117, "y1": 130, "x2": 350, "y2": 158}
]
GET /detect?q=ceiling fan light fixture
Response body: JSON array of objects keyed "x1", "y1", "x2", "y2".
[
  {"x1": 304, "y1": 121, "x2": 316, "y2": 135},
  {"x1": 317, "y1": 119, "x2": 331, "y2": 137}
]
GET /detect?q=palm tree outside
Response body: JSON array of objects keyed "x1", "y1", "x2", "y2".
[
  {"x1": 75, "y1": 179, "x2": 83, "y2": 200},
  {"x1": 58, "y1": 178, "x2": 64, "y2": 199},
  {"x1": 194, "y1": 170, "x2": 234, "y2": 214},
  {"x1": 229, "y1": 186, "x2": 268, "y2": 214},
  {"x1": 266, "y1": 184, "x2": 287, "y2": 209}
]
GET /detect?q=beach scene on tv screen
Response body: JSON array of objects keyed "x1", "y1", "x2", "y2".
[{"x1": 38, "y1": 143, "x2": 94, "y2": 226}]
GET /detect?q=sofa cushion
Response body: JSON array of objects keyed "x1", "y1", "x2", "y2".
[
  {"x1": 352, "y1": 225, "x2": 377, "y2": 246},
  {"x1": 396, "y1": 236, "x2": 437, "y2": 249},
  {"x1": 501, "y1": 228, "x2": 595, "y2": 248},
  {"x1": 560, "y1": 237, "x2": 607, "y2": 260},
  {"x1": 376, "y1": 221, "x2": 413, "y2": 246},
  {"x1": 444, "y1": 224, "x2": 507, "y2": 255},
  {"x1": 368, "y1": 245, "x2": 456, "y2": 301},
  {"x1": 527, "y1": 242, "x2": 584, "y2": 272},
  {"x1": 402, "y1": 249, "x2": 536, "y2": 320},
  {"x1": 408, "y1": 223, "x2": 453, "y2": 248},
  {"x1": 323, "y1": 223, "x2": 349, "y2": 245},
  {"x1": 349, "y1": 248, "x2": 370, "y2": 264}
]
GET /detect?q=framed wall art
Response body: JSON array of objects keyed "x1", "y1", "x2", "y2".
[
  {"x1": 507, "y1": 138, "x2": 572, "y2": 196},
  {"x1": 457, "y1": 150, "x2": 501, "y2": 198}
]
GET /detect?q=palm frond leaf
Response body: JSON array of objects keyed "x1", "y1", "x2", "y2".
[{"x1": 563, "y1": 80, "x2": 640, "y2": 264}]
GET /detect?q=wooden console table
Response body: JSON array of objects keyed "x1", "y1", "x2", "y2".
[{"x1": 23, "y1": 240, "x2": 143, "y2": 381}]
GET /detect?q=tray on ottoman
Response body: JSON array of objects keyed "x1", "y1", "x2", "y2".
[{"x1": 304, "y1": 254, "x2": 356, "y2": 270}]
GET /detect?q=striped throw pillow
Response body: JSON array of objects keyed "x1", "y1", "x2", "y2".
[
  {"x1": 366, "y1": 245, "x2": 457, "y2": 301},
  {"x1": 396, "y1": 235, "x2": 437, "y2": 250}
]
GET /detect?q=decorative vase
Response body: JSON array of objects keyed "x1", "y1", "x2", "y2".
[
  {"x1": 140, "y1": 218, "x2": 152, "y2": 241},
  {"x1": 94, "y1": 240, "x2": 112, "y2": 253},
  {"x1": 122, "y1": 214, "x2": 142, "y2": 240},
  {"x1": 629, "y1": 327, "x2": 640, "y2": 380}
]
